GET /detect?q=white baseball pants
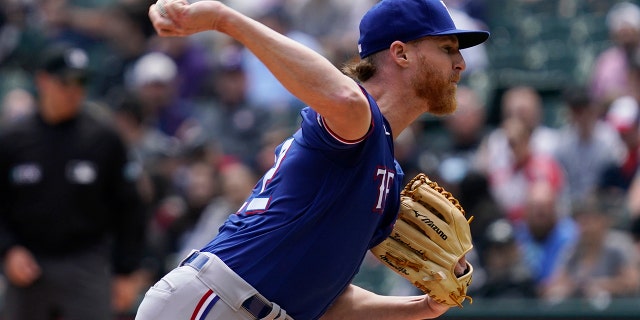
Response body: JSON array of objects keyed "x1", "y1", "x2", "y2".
[{"x1": 135, "y1": 251, "x2": 292, "y2": 320}]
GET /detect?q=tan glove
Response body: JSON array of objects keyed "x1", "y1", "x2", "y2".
[{"x1": 371, "y1": 173, "x2": 474, "y2": 307}]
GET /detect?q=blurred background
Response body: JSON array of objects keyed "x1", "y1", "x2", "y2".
[{"x1": 2, "y1": 0, "x2": 640, "y2": 319}]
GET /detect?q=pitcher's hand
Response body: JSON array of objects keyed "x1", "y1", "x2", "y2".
[{"x1": 149, "y1": 0, "x2": 226, "y2": 37}]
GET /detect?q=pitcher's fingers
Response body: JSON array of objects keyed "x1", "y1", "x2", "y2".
[{"x1": 149, "y1": 4, "x2": 180, "y2": 36}]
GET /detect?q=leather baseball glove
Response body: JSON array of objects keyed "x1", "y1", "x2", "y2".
[{"x1": 371, "y1": 173, "x2": 474, "y2": 307}]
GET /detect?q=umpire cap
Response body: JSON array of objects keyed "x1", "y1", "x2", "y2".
[{"x1": 39, "y1": 43, "x2": 90, "y2": 83}]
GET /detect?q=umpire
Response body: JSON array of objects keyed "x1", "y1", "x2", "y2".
[{"x1": 0, "y1": 43, "x2": 147, "y2": 319}]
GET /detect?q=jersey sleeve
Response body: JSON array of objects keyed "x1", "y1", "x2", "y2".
[{"x1": 293, "y1": 88, "x2": 388, "y2": 153}]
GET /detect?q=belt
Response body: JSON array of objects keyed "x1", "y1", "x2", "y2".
[
  {"x1": 182, "y1": 251, "x2": 274, "y2": 319},
  {"x1": 241, "y1": 294, "x2": 274, "y2": 319}
]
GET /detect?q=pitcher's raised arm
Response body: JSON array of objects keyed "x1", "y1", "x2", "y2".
[{"x1": 148, "y1": 0, "x2": 371, "y2": 141}]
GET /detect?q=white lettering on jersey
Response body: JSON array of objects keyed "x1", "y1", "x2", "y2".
[
  {"x1": 242, "y1": 138, "x2": 295, "y2": 212},
  {"x1": 375, "y1": 168, "x2": 395, "y2": 211},
  {"x1": 261, "y1": 138, "x2": 294, "y2": 192}
]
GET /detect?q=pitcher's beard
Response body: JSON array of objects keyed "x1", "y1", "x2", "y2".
[{"x1": 412, "y1": 58, "x2": 458, "y2": 116}]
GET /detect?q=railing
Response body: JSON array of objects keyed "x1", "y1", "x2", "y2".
[{"x1": 442, "y1": 297, "x2": 640, "y2": 319}]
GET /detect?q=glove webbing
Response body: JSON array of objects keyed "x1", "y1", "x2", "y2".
[{"x1": 404, "y1": 174, "x2": 474, "y2": 224}]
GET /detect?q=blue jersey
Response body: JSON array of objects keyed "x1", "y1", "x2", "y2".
[{"x1": 202, "y1": 88, "x2": 404, "y2": 319}]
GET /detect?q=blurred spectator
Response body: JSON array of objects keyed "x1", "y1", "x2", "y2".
[
  {"x1": 32, "y1": 0, "x2": 156, "y2": 99},
  {"x1": 241, "y1": 3, "x2": 323, "y2": 112},
  {"x1": 457, "y1": 171, "x2": 504, "y2": 266},
  {"x1": 0, "y1": 44, "x2": 146, "y2": 319},
  {"x1": 0, "y1": 0, "x2": 47, "y2": 68},
  {"x1": 542, "y1": 193, "x2": 639, "y2": 304},
  {"x1": 476, "y1": 86, "x2": 559, "y2": 175},
  {"x1": 589, "y1": 1, "x2": 640, "y2": 108},
  {"x1": 147, "y1": 36, "x2": 214, "y2": 100},
  {"x1": 432, "y1": 86, "x2": 490, "y2": 188},
  {"x1": 444, "y1": 0, "x2": 487, "y2": 23},
  {"x1": 91, "y1": 0, "x2": 157, "y2": 99},
  {"x1": 194, "y1": 44, "x2": 275, "y2": 165},
  {"x1": 0, "y1": 0, "x2": 48, "y2": 100},
  {"x1": 110, "y1": 89, "x2": 181, "y2": 179},
  {"x1": 144, "y1": 193, "x2": 187, "y2": 280},
  {"x1": 1, "y1": 87, "x2": 35, "y2": 125},
  {"x1": 127, "y1": 51, "x2": 196, "y2": 138},
  {"x1": 173, "y1": 160, "x2": 258, "y2": 264},
  {"x1": 514, "y1": 181, "x2": 578, "y2": 293},
  {"x1": 554, "y1": 86, "x2": 625, "y2": 204},
  {"x1": 36, "y1": 0, "x2": 114, "y2": 42},
  {"x1": 286, "y1": 0, "x2": 370, "y2": 65},
  {"x1": 471, "y1": 218, "x2": 537, "y2": 299},
  {"x1": 286, "y1": 0, "x2": 350, "y2": 48},
  {"x1": 141, "y1": 149, "x2": 225, "y2": 280},
  {"x1": 165, "y1": 161, "x2": 220, "y2": 266},
  {"x1": 600, "y1": 95, "x2": 640, "y2": 193},
  {"x1": 502, "y1": 86, "x2": 559, "y2": 156},
  {"x1": 486, "y1": 117, "x2": 566, "y2": 222}
]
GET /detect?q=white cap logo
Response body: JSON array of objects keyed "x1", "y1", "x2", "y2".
[{"x1": 66, "y1": 48, "x2": 89, "y2": 69}]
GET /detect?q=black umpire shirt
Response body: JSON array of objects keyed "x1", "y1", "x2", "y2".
[{"x1": 0, "y1": 108, "x2": 146, "y2": 275}]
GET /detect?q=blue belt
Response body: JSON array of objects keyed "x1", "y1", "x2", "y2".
[{"x1": 182, "y1": 251, "x2": 273, "y2": 319}]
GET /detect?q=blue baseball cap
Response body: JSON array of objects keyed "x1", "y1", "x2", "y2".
[{"x1": 358, "y1": 0, "x2": 490, "y2": 58}]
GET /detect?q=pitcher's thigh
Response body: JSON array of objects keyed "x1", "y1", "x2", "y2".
[{"x1": 135, "y1": 266, "x2": 252, "y2": 320}]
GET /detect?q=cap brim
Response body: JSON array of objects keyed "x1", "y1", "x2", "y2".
[{"x1": 436, "y1": 30, "x2": 490, "y2": 49}]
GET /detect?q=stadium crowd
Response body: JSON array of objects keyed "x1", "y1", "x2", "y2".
[{"x1": 1, "y1": 0, "x2": 640, "y2": 318}]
